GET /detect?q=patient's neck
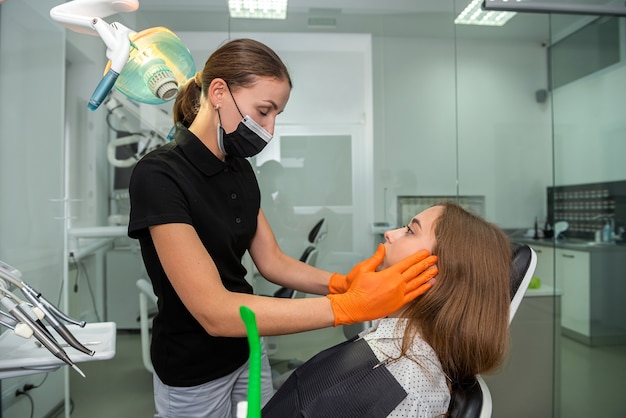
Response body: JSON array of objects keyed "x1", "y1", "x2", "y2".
[{"x1": 387, "y1": 306, "x2": 409, "y2": 318}]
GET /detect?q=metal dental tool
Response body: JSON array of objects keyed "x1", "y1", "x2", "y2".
[
  {"x1": 0, "y1": 309, "x2": 36, "y2": 339},
  {"x1": 0, "y1": 260, "x2": 94, "y2": 375},
  {"x1": 0, "y1": 261, "x2": 86, "y2": 327},
  {"x1": 0, "y1": 296, "x2": 86, "y2": 378},
  {"x1": 0, "y1": 260, "x2": 94, "y2": 356},
  {"x1": 19, "y1": 285, "x2": 94, "y2": 355},
  {"x1": 0, "y1": 287, "x2": 51, "y2": 337},
  {"x1": 19, "y1": 284, "x2": 87, "y2": 328},
  {"x1": 35, "y1": 340, "x2": 101, "y2": 349},
  {"x1": 0, "y1": 310, "x2": 18, "y2": 330}
]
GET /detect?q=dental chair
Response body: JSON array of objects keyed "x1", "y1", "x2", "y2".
[
  {"x1": 136, "y1": 278, "x2": 157, "y2": 374},
  {"x1": 269, "y1": 218, "x2": 327, "y2": 388},
  {"x1": 273, "y1": 218, "x2": 326, "y2": 299},
  {"x1": 447, "y1": 242, "x2": 537, "y2": 418},
  {"x1": 263, "y1": 243, "x2": 537, "y2": 417}
]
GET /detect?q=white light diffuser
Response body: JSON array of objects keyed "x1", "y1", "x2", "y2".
[
  {"x1": 228, "y1": 0, "x2": 287, "y2": 20},
  {"x1": 455, "y1": 0, "x2": 520, "y2": 26}
]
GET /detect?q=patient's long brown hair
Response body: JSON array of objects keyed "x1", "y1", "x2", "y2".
[{"x1": 400, "y1": 201, "x2": 511, "y2": 383}]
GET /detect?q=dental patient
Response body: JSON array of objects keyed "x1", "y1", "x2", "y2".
[{"x1": 263, "y1": 201, "x2": 512, "y2": 418}]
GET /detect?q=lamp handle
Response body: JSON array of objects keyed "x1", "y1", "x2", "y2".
[
  {"x1": 88, "y1": 70, "x2": 119, "y2": 110},
  {"x1": 86, "y1": 18, "x2": 132, "y2": 110}
]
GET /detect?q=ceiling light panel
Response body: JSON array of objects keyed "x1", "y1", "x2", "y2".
[{"x1": 455, "y1": 0, "x2": 520, "y2": 26}]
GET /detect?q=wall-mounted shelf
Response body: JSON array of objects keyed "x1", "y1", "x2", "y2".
[{"x1": 548, "y1": 180, "x2": 626, "y2": 239}]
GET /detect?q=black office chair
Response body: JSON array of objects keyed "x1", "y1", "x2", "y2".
[
  {"x1": 273, "y1": 218, "x2": 326, "y2": 299},
  {"x1": 447, "y1": 242, "x2": 537, "y2": 418}
]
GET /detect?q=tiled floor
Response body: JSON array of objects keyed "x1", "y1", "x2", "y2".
[
  {"x1": 59, "y1": 331, "x2": 626, "y2": 418},
  {"x1": 64, "y1": 332, "x2": 154, "y2": 417},
  {"x1": 559, "y1": 336, "x2": 626, "y2": 417}
]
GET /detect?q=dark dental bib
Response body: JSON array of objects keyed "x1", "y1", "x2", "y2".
[{"x1": 262, "y1": 336, "x2": 407, "y2": 418}]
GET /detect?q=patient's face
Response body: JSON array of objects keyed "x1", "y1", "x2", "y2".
[{"x1": 379, "y1": 205, "x2": 442, "y2": 270}]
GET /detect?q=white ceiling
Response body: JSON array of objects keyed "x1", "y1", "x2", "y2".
[
  {"x1": 126, "y1": 0, "x2": 615, "y2": 43},
  {"x1": 137, "y1": 0, "x2": 613, "y2": 14},
  {"x1": 138, "y1": 0, "x2": 450, "y2": 14}
]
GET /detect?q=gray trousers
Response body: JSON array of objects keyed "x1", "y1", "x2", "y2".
[{"x1": 153, "y1": 344, "x2": 274, "y2": 418}]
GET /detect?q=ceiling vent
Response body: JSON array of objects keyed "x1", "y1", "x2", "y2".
[{"x1": 308, "y1": 8, "x2": 340, "y2": 29}]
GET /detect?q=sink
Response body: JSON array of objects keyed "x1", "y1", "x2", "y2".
[
  {"x1": 522, "y1": 237, "x2": 625, "y2": 248},
  {"x1": 559, "y1": 239, "x2": 616, "y2": 248}
]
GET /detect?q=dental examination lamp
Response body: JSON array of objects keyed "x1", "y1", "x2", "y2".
[
  {"x1": 50, "y1": 0, "x2": 196, "y2": 111},
  {"x1": 0, "y1": 260, "x2": 94, "y2": 377}
]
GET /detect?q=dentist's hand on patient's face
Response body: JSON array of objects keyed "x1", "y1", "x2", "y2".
[
  {"x1": 327, "y1": 244, "x2": 438, "y2": 326},
  {"x1": 328, "y1": 244, "x2": 388, "y2": 294}
]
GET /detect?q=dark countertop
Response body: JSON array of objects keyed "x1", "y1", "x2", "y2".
[{"x1": 515, "y1": 237, "x2": 626, "y2": 252}]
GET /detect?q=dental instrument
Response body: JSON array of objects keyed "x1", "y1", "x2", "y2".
[
  {"x1": 0, "y1": 260, "x2": 94, "y2": 355},
  {"x1": 0, "y1": 296, "x2": 86, "y2": 378},
  {"x1": 0, "y1": 260, "x2": 96, "y2": 376},
  {"x1": 0, "y1": 310, "x2": 36, "y2": 339}
]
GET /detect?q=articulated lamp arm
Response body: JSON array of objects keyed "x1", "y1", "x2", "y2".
[
  {"x1": 49, "y1": 0, "x2": 139, "y2": 35},
  {"x1": 50, "y1": 0, "x2": 139, "y2": 110}
]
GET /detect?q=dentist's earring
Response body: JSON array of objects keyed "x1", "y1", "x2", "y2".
[{"x1": 214, "y1": 103, "x2": 221, "y2": 110}]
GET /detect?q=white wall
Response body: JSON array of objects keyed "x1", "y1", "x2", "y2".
[
  {"x1": 373, "y1": 35, "x2": 553, "y2": 229},
  {"x1": 552, "y1": 61, "x2": 626, "y2": 186},
  {"x1": 65, "y1": 31, "x2": 110, "y2": 230},
  {"x1": 456, "y1": 38, "x2": 553, "y2": 227},
  {"x1": 373, "y1": 36, "x2": 458, "y2": 226}
]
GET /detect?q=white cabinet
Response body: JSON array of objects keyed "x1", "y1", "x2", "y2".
[
  {"x1": 525, "y1": 241, "x2": 626, "y2": 345},
  {"x1": 531, "y1": 244, "x2": 554, "y2": 288},
  {"x1": 556, "y1": 249, "x2": 590, "y2": 337}
]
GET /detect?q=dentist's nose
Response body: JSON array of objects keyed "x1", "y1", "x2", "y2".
[{"x1": 265, "y1": 116, "x2": 277, "y2": 135}]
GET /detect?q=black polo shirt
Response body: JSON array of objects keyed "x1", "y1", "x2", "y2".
[{"x1": 128, "y1": 124, "x2": 260, "y2": 387}]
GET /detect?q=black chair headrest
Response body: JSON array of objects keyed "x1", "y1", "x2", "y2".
[
  {"x1": 299, "y1": 246, "x2": 316, "y2": 263},
  {"x1": 448, "y1": 378, "x2": 484, "y2": 418},
  {"x1": 308, "y1": 218, "x2": 326, "y2": 244},
  {"x1": 510, "y1": 243, "x2": 532, "y2": 301}
]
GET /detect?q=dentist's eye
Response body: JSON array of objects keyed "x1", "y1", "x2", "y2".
[{"x1": 406, "y1": 225, "x2": 413, "y2": 234}]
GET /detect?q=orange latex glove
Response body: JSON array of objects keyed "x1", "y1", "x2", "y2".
[
  {"x1": 327, "y1": 245, "x2": 438, "y2": 326},
  {"x1": 328, "y1": 244, "x2": 387, "y2": 294}
]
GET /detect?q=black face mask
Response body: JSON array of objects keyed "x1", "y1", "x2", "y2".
[
  {"x1": 217, "y1": 115, "x2": 272, "y2": 158},
  {"x1": 217, "y1": 86, "x2": 273, "y2": 158}
]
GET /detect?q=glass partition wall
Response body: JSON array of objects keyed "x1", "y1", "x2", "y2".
[
  {"x1": 0, "y1": 0, "x2": 68, "y2": 416},
  {"x1": 454, "y1": 8, "x2": 557, "y2": 418},
  {"x1": 3, "y1": 1, "x2": 626, "y2": 417},
  {"x1": 549, "y1": 12, "x2": 626, "y2": 418}
]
